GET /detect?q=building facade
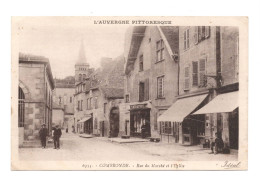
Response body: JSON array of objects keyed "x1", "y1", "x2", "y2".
[
  {"x1": 123, "y1": 26, "x2": 179, "y2": 140},
  {"x1": 158, "y1": 26, "x2": 239, "y2": 150},
  {"x1": 73, "y1": 41, "x2": 125, "y2": 137},
  {"x1": 18, "y1": 53, "x2": 54, "y2": 147},
  {"x1": 53, "y1": 76, "x2": 75, "y2": 131}
]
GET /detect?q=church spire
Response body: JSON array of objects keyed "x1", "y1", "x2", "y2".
[{"x1": 76, "y1": 39, "x2": 88, "y2": 64}]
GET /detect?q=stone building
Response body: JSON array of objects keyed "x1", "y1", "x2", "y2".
[
  {"x1": 18, "y1": 53, "x2": 54, "y2": 147},
  {"x1": 123, "y1": 26, "x2": 179, "y2": 139},
  {"x1": 158, "y1": 26, "x2": 239, "y2": 150},
  {"x1": 53, "y1": 76, "x2": 75, "y2": 131},
  {"x1": 74, "y1": 55, "x2": 125, "y2": 137}
]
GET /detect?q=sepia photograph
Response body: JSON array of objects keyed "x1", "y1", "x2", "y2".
[{"x1": 11, "y1": 16, "x2": 248, "y2": 170}]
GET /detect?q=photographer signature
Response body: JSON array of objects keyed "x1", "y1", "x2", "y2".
[{"x1": 221, "y1": 161, "x2": 241, "y2": 169}]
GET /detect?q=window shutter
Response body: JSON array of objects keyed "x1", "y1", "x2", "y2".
[
  {"x1": 192, "y1": 61, "x2": 198, "y2": 86},
  {"x1": 184, "y1": 31, "x2": 187, "y2": 50},
  {"x1": 144, "y1": 78, "x2": 149, "y2": 101},
  {"x1": 187, "y1": 29, "x2": 190, "y2": 48},
  {"x1": 205, "y1": 26, "x2": 210, "y2": 38},
  {"x1": 184, "y1": 67, "x2": 190, "y2": 90},
  {"x1": 199, "y1": 59, "x2": 206, "y2": 86},
  {"x1": 194, "y1": 26, "x2": 199, "y2": 44}
]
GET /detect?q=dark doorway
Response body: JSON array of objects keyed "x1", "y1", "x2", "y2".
[
  {"x1": 130, "y1": 109, "x2": 151, "y2": 138},
  {"x1": 84, "y1": 118, "x2": 93, "y2": 134},
  {"x1": 100, "y1": 121, "x2": 105, "y2": 137},
  {"x1": 109, "y1": 107, "x2": 120, "y2": 137},
  {"x1": 229, "y1": 108, "x2": 239, "y2": 149}
]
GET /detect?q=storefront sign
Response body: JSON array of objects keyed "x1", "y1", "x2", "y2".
[{"x1": 130, "y1": 104, "x2": 147, "y2": 110}]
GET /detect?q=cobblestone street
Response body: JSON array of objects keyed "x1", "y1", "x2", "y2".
[{"x1": 19, "y1": 131, "x2": 238, "y2": 161}]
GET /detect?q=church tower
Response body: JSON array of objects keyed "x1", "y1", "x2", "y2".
[{"x1": 75, "y1": 40, "x2": 89, "y2": 84}]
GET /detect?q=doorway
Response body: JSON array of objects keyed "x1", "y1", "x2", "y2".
[
  {"x1": 229, "y1": 108, "x2": 239, "y2": 149},
  {"x1": 109, "y1": 107, "x2": 120, "y2": 137}
]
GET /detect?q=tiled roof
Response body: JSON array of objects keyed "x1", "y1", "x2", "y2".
[{"x1": 101, "y1": 87, "x2": 124, "y2": 99}]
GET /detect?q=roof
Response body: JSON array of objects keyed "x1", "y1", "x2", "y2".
[
  {"x1": 124, "y1": 26, "x2": 179, "y2": 75},
  {"x1": 101, "y1": 87, "x2": 124, "y2": 99},
  {"x1": 19, "y1": 53, "x2": 55, "y2": 89}
]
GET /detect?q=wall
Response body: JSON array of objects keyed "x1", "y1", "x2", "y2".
[
  {"x1": 19, "y1": 63, "x2": 45, "y2": 140},
  {"x1": 179, "y1": 26, "x2": 217, "y2": 95},
  {"x1": 52, "y1": 109, "x2": 64, "y2": 127},
  {"x1": 124, "y1": 26, "x2": 179, "y2": 138},
  {"x1": 53, "y1": 87, "x2": 75, "y2": 114},
  {"x1": 221, "y1": 26, "x2": 239, "y2": 86}
]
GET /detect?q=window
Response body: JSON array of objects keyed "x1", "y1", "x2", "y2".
[
  {"x1": 156, "y1": 40, "x2": 165, "y2": 62},
  {"x1": 70, "y1": 97, "x2": 73, "y2": 103},
  {"x1": 94, "y1": 97, "x2": 98, "y2": 109},
  {"x1": 184, "y1": 29, "x2": 190, "y2": 50},
  {"x1": 89, "y1": 97, "x2": 92, "y2": 109},
  {"x1": 80, "y1": 100, "x2": 83, "y2": 111},
  {"x1": 139, "y1": 82, "x2": 145, "y2": 102},
  {"x1": 18, "y1": 87, "x2": 25, "y2": 127},
  {"x1": 192, "y1": 61, "x2": 198, "y2": 86},
  {"x1": 125, "y1": 94, "x2": 130, "y2": 103},
  {"x1": 157, "y1": 76, "x2": 164, "y2": 98},
  {"x1": 160, "y1": 121, "x2": 172, "y2": 135},
  {"x1": 139, "y1": 55, "x2": 143, "y2": 71},
  {"x1": 194, "y1": 26, "x2": 210, "y2": 45},
  {"x1": 184, "y1": 66, "x2": 190, "y2": 90},
  {"x1": 104, "y1": 103, "x2": 107, "y2": 114},
  {"x1": 86, "y1": 98, "x2": 89, "y2": 110},
  {"x1": 59, "y1": 96, "x2": 62, "y2": 105},
  {"x1": 199, "y1": 59, "x2": 207, "y2": 87},
  {"x1": 77, "y1": 101, "x2": 80, "y2": 111}
]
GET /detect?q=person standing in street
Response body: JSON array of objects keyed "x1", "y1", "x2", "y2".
[
  {"x1": 53, "y1": 125, "x2": 62, "y2": 149},
  {"x1": 39, "y1": 123, "x2": 48, "y2": 149}
]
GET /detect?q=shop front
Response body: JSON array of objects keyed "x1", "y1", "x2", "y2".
[
  {"x1": 158, "y1": 93, "x2": 209, "y2": 145},
  {"x1": 77, "y1": 115, "x2": 93, "y2": 134},
  {"x1": 193, "y1": 91, "x2": 239, "y2": 150},
  {"x1": 129, "y1": 104, "x2": 151, "y2": 138}
]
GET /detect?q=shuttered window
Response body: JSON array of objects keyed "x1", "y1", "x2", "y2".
[
  {"x1": 199, "y1": 59, "x2": 207, "y2": 86},
  {"x1": 192, "y1": 61, "x2": 198, "y2": 86},
  {"x1": 184, "y1": 66, "x2": 190, "y2": 90},
  {"x1": 139, "y1": 55, "x2": 143, "y2": 71},
  {"x1": 144, "y1": 78, "x2": 149, "y2": 101},
  {"x1": 139, "y1": 82, "x2": 145, "y2": 102},
  {"x1": 156, "y1": 40, "x2": 165, "y2": 62},
  {"x1": 184, "y1": 29, "x2": 190, "y2": 50},
  {"x1": 157, "y1": 76, "x2": 164, "y2": 98},
  {"x1": 205, "y1": 26, "x2": 210, "y2": 38},
  {"x1": 194, "y1": 26, "x2": 199, "y2": 44}
]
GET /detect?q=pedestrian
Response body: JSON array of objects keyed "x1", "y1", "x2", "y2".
[
  {"x1": 209, "y1": 132, "x2": 224, "y2": 154},
  {"x1": 141, "y1": 123, "x2": 146, "y2": 138},
  {"x1": 53, "y1": 125, "x2": 62, "y2": 149},
  {"x1": 39, "y1": 123, "x2": 48, "y2": 149}
]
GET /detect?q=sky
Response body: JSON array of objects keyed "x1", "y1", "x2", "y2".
[{"x1": 17, "y1": 17, "x2": 130, "y2": 79}]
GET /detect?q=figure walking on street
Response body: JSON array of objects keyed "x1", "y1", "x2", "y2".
[
  {"x1": 53, "y1": 125, "x2": 62, "y2": 149},
  {"x1": 39, "y1": 123, "x2": 48, "y2": 149}
]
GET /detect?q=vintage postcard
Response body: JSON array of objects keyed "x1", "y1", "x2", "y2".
[{"x1": 11, "y1": 16, "x2": 248, "y2": 170}]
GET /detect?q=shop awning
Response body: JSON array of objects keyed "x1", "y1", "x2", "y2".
[
  {"x1": 157, "y1": 94, "x2": 208, "y2": 122},
  {"x1": 78, "y1": 116, "x2": 92, "y2": 123},
  {"x1": 193, "y1": 91, "x2": 238, "y2": 114}
]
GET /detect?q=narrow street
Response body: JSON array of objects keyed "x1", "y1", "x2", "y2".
[{"x1": 19, "y1": 131, "x2": 238, "y2": 161}]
